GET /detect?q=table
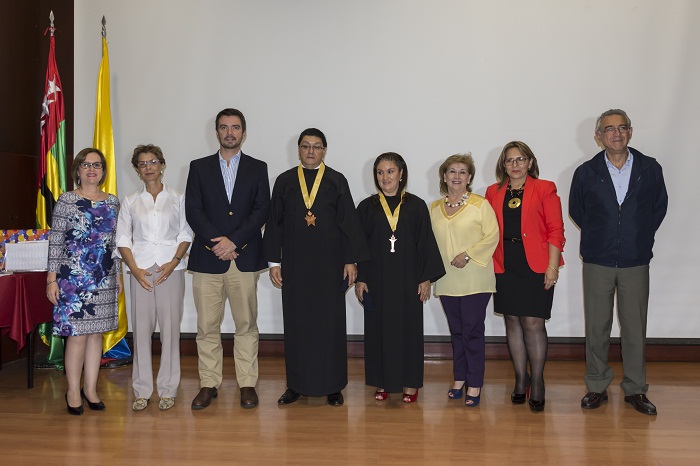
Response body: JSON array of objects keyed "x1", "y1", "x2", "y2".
[{"x1": 0, "y1": 272, "x2": 53, "y2": 388}]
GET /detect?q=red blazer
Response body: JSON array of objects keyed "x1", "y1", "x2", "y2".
[{"x1": 485, "y1": 176, "x2": 565, "y2": 274}]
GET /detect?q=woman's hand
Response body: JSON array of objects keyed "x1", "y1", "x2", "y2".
[
  {"x1": 344, "y1": 263, "x2": 357, "y2": 286},
  {"x1": 154, "y1": 260, "x2": 178, "y2": 286},
  {"x1": 355, "y1": 281, "x2": 368, "y2": 302},
  {"x1": 450, "y1": 252, "x2": 468, "y2": 269},
  {"x1": 47, "y1": 281, "x2": 59, "y2": 305},
  {"x1": 132, "y1": 267, "x2": 153, "y2": 291},
  {"x1": 544, "y1": 266, "x2": 558, "y2": 290},
  {"x1": 417, "y1": 280, "x2": 431, "y2": 302}
]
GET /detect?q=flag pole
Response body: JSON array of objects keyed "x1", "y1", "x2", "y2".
[{"x1": 35, "y1": 9, "x2": 66, "y2": 370}]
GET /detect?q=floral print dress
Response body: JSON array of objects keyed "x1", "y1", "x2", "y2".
[{"x1": 49, "y1": 191, "x2": 120, "y2": 336}]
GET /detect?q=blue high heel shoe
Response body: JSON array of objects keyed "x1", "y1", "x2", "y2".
[
  {"x1": 447, "y1": 383, "x2": 465, "y2": 399},
  {"x1": 465, "y1": 388, "x2": 482, "y2": 407}
]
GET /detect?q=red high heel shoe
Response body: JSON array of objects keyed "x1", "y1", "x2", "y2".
[
  {"x1": 374, "y1": 389, "x2": 389, "y2": 401},
  {"x1": 402, "y1": 389, "x2": 419, "y2": 403}
]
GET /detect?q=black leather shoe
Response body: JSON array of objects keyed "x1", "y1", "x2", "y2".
[
  {"x1": 511, "y1": 392, "x2": 527, "y2": 404},
  {"x1": 327, "y1": 392, "x2": 344, "y2": 406},
  {"x1": 65, "y1": 393, "x2": 84, "y2": 416},
  {"x1": 624, "y1": 394, "x2": 657, "y2": 415},
  {"x1": 191, "y1": 387, "x2": 218, "y2": 410},
  {"x1": 278, "y1": 388, "x2": 301, "y2": 405},
  {"x1": 529, "y1": 399, "x2": 545, "y2": 412},
  {"x1": 81, "y1": 389, "x2": 106, "y2": 411},
  {"x1": 240, "y1": 387, "x2": 259, "y2": 409},
  {"x1": 581, "y1": 390, "x2": 608, "y2": 409}
]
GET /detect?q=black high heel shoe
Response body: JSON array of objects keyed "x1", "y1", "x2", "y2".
[
  {"x1": 529, "y1": 399, "x2": 545, "y2": 412},
  {"x1": 81, "y1": 389, "x2": 106, "y2": 411},
  {"x1": 511, "y1": 384, "x2": 530, "y2": 404},
  {"x1": 65, "y1": 393, "x2": 84, "y2": 415}
]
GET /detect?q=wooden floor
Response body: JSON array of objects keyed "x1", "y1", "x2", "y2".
[{"x1": 1, "y1": 356, "x2": 698, "y2": 465}]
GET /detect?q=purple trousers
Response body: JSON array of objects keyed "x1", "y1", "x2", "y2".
[{"x1": 440, "y1": 293, "x2": 492, "y2": 387}]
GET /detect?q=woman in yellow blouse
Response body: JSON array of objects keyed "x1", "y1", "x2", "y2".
[{"x1": 430, "y1": 154, "x2": 499, "y2": 407}]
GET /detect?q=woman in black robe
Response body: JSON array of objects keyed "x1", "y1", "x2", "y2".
[{"x1": 355, "y1": 152, "x2": 445, "y2": 403}]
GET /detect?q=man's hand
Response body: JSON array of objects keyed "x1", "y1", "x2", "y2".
[
  {"x1": 211, "y1": 236, "x2": 238, "y2": 260},
  {"x1": 269, "y1": 266, "x2": 283, "y2": 288}
]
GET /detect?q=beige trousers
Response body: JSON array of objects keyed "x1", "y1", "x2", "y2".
[
  {"x1": 130, "y1": 266, "x2": 185, "y2": 399},
  {"x1": 192, "y1": 261, "x2": 260, "y2": 388}
]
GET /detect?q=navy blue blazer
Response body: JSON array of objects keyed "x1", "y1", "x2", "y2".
[
  {"x1": 185, "y1": 152, "x2": 270, "y2": 273},
  {"x1": 569, "y1": 147, "x2": 667, "y2": 268}
]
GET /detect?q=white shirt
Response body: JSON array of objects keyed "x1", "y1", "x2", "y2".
[
  {"x1": 116, "y1": 183, "x2": 193, "y2": 270},
  {"x1": 219, "y1": 150, "x2": 241, "y2": 201}
]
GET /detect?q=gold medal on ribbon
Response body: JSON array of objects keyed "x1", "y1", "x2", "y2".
[
  {"x1": 298, "y1": 163, "x2": 325, "y2": 227},
  {"x1": 378, "y1": 190, "x2": 405, "y2": 253}
]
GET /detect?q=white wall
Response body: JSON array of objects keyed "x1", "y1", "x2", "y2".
[{"x1": 74, "y1": 0, "x2": 699, "y2": 338}]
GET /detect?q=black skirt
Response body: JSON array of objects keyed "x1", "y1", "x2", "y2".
[{"x1": 493, "y1": 188, "x2": 554, "y2": 319}]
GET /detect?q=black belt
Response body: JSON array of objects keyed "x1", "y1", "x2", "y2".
[{"x1": 503, "y1": 237, "x2": 522, "y2": 242}]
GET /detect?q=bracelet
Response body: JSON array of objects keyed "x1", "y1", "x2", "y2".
[
  {"x1": 547, "y1": 265, "x2": 558, "y2": 272},
  {"x1": 173, "y1": 256, "x2": 182, "y2": 262},
  {"x1": 46, "y1": 279, "x2": 57, "y2": 286}
]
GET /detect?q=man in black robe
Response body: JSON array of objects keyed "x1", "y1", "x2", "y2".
[{"x1": 264, "y1": 128, "x2": 369, "y2": 406}]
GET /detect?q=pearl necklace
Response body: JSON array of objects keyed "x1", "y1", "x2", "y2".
[{"x1": 445, "y1": 192, "x2": 469, "y2": 208}]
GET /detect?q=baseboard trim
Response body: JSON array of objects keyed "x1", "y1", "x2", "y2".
[{"x1": 144, "y1": 333, "x2": 700, "y2": 362}]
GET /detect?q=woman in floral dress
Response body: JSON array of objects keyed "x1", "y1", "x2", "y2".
[{"x1": 47, "y1": 148, "x2": 121, "y2": 415}]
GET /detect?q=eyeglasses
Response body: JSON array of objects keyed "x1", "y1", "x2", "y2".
[
  {"x1": 601, "y1": 125, "x2": 630, "y2": 134},
  {"x1": 137, "y1": 159, "x2": 161, "y2": 168},
  {"x1": 504, "y1": 156, "x2": 528, "y2": 167},
  {"x1": 79, "y1": 162, "x2": 104, "y2": 169},
  {"x1": 299, "y1": 144, "x2": 324, "y2": 152}
]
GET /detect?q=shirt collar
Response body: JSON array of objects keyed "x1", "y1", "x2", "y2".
[
  {"x1": 218, "y1": 150, "x2": 241, "y2": 165},
  {"x1": 604, "y1": 149, "x2": 633, "y2": 172}
]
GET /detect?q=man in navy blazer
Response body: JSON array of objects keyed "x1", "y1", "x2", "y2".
[
  {"x1": 186, "y1": 108, "x2": 270, "y2": 410},
  {"x1": 570, "y1": 109, "x2": 667, "y2": 416}
]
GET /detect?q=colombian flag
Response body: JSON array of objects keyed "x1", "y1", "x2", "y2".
[{"x1": 93, "y1": 27, "x2": 131, "y2": 362}]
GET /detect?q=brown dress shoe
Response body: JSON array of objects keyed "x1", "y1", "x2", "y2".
[
  {"x1": 624, "y1": 394, "x2": 657, "y2": 415},
  {"x1": 581, "y1": 390, "x2": 608, "y2": 409},
  {"x1": 240, "y1": 387, "x2": 259, "y2": 409},
  {"x1": 191, "y1": 387, "x2": 218, "y2": 410}
]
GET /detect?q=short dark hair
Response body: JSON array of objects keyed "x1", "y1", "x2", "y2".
[
  {"x1": 438, "y1": 153, "x2": 475, "y2": 195},
  {"x1": 72, "y1": 148, "x2": 107, "y2": 186},
  {"x1": 298, "y1": 128, "x2": 327, "y2": 147},
  {"x1": 131, "y1": 144, "x2": 166, "y2": 169},
  {"x1": 495, "y1": 141, "x2": 540, "y2": 188},
  {"x1": 215, "y1": 108, "x2": 246, "y2": 132},
  {"x1": 373, "y1": 152, "x2": 408, "y2": 196}
]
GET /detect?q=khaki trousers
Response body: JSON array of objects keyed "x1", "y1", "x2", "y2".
[
  {"x1": 583, "y1": 263, "x2": 650, "y2": 396},
  {"x1": 192, "y1": 261, "x2": 260, "y2": 388},
  {"x1": 130, "y1": 266, "x2": 185, "y2": 399}
]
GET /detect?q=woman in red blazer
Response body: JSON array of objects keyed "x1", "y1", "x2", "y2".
[{"x1": 485, "y1": 141, "x2": 565, "y2": 412}]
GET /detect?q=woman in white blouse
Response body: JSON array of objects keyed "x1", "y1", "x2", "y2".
[
  {"x1": 430, "y1": 154, "x2": 499, "y2": 407},
  {"x1": 116, "y1": 144, "x2": 192, "y2": 411}
]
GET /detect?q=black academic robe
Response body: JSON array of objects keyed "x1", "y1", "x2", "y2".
[
  {"x1": 264, "y1": 165, "x2": 369, "y2": 396},
  {"x1": 356, "y1": 193, "x2": 445, "y2": 393}
]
